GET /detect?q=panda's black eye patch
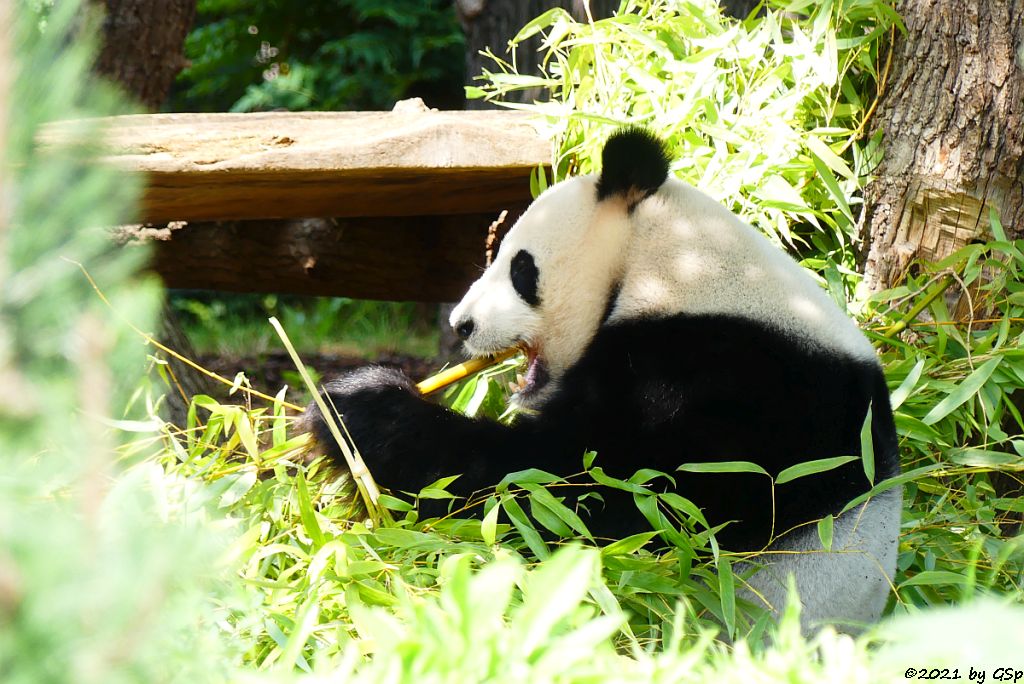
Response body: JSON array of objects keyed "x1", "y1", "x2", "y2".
[{"x1": 510, "y1": 250, "x2": 540, "y2": 306}]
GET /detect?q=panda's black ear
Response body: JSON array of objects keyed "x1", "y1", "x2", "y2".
[{"x1": 595, "y1": 127, "x2": 671, "y2": 209}]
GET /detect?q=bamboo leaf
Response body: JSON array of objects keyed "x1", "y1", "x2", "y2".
[
  {"x1": 775, "y1": 456, "x2": 859, "y2": 485},
  {"x1": 890, "y1": 358, "x2": 925, "y2": 409},
  {"x1": 899, "y1": 570, "x2": 969, "y2": 588},
  {"x1": 600, "y1": 531, "x2": 660, "y2": 557},
  {"x1": 922, "y1": 357, "x2": 1001, "y2": 425},
  {"x1": 718, "y1": 555, "x2": 736, "y2": 640},
  {"x1": 481, "y1": 501, "x2": 501, "y2": 545},
  {"x1": 861, "y1": 404, "x2": 875, "y2": 485},
  {"x1": 678, "y1": 461, "x2": 770, "y2": 476},
  {"x1": 817, "y1": 514, "x2": 834, "y2": 551},
  {"x1": 524, "y1": 484, "x2": 592, "y2": 539},
  {"x1": 295, "y1": 469, "x2": 325, "y2": 548},
  {"x1": 501, "y1": 495, "x2": 549, "y2": 560}
]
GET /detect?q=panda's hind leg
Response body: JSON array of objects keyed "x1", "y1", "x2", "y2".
[{"x1": 737, "y1": 487, "x2": 902, "y2": 636}]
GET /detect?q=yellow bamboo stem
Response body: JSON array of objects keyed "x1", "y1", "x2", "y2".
[{"x1": 415, "y1": 347, "x2": 521, "y2": 395}]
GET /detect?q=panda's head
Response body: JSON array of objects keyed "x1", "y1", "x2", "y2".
[{"x1": 449, "y1": 128, "x2": 671, "y2": 407}]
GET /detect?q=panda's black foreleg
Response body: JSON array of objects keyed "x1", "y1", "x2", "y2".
[{"x1": 301, "y1": 366, "x2": 579, "y2": 503}]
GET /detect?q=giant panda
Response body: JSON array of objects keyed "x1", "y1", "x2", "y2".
[{"x1": 304, "y1": 128, "x2": 902, "y2": 635}]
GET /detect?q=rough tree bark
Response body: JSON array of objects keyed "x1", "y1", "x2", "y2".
[
  {"x1": 861, "y1": 0, "x2": 1024, "y2": 292},
  {"x1": 92, "y1": 0, "x2": 196, "y2": 110},
  {"x1": 860, "y1": 0, "x2": 1024, "y2": 535}
]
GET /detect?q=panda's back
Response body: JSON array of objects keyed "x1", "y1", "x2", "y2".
[{"x1": 612, "y1": 179, "x2": 877, "y2": 364}]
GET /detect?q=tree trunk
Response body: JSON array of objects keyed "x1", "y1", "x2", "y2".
[
  {"x1": 861, "y1": 0, "x2": 1024, "y2": 534},
  {"x1": 91, "y1": 0, "x2": 201, "y2": 424},
  {"x1": 93, "y1": 0, "x2": 196, "y2": 111},
  {"x1": 861, "y1": 0, "x2": 1024, "y2": 292}
]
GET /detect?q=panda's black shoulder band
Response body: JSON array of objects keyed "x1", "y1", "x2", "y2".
[{"x1": 595, "y1": 127, "x2": 671, "y2": 208}]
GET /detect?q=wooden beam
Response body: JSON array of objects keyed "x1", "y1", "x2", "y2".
[
  {"x1": 126, "y1": 211, "x2": 523, "y2": 302},
  {"x1": 45, "y1": 110, "x2": 549, "y2": 223}
]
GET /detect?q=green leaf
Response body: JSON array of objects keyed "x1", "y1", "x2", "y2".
[
  {"x1": 947, "y1": 449, "x2": 1019, "y2": 467},
  {"x1": 498, "y1": 468, "x2": 562, "y2": 490},
  {"x1": 481, "y1": 501, "x2": 501, "y2": 545},
  {"x1": 515, "y1": 546, "x2": 597, "y2": 655},
  {"x1": 893, "y1": 413, "x2": 946, "y2": 444},
  {"x1": 805, "y1": 132, "x2": 855, "y2": 179},
  {"x1": 633, "y1": 494, "x2": 691, "y2": 549},
  {"x1": 809, "y1": 150, "x2": 854, "y2": 224},
  {"x1": 502, "y1": 495, "x2": 549, "y2": 560},
  {"x1": 373, "y1": 528, "x2": 445, "y2": 550},
  {"x1": 218, "y1": 468, "x2": 257, "y2": 508},
  {"x1": 658, "y1": 492, "x2": 710, "y2": 529},
  {"x1": 922, "y1": 357, "x2": 1001, "y2": 425},
  {"x1": 993, "y1": 497, "x2": 1024, "y2": 513},
  {"x1": 511, "y1": 7, "x2": 571, "y2": 43},
  {"x1": 899, "y1": 570, "x2": 969, "y2": 588},
  {"x1": 677, "y1": 461, "x2": 769, "y2": 476},
  {"x1": 589, "y1": 467, "x2": 651, "y2": 494},
  {"x1": 378, "y1": 494, "x2": 413, "y2": 512},
  {"x1": 600, "y1": 531, "x2": 660, "y2": 557},
  {"x1": 528, "y1": 493, "x2": 573, "y2": 537},
  {"x1": 990, "y1": 206, "x2": 1007, "y2": 242},
  {"x1": 890, "y1": 358, "x2": 925, "y2": 409},
  {"x1": 417, "y1": 488, "x2": 457, "y2": 500},
  {"x1": 840, "y1": 464, "x2": 943, "y2": 514},
  {"x1": 295, "y1": 470, "x2": 325, "y2": 548},
  {"x1": 775, "y1": 456, "x2": 859, "y2": 485},
  {"x1": 718, "y1": 555, "x2": 736, "y2": 640},
  {"x1": 860, "y1": 404, "x2": 875, "y2": 484},
  {"x1": 817, "y1": 514, "x2": 834, "y2": 551},
  {"x1": 233, "y1": 411, "x2": 260, "y2": 460},
  {"x1": 524, "y1": 484, "x2": 592, "y2": 538}
]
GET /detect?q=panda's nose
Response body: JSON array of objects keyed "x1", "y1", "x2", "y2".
[{"x1": 454, "y1": 318, "x2": 475, "y2": 340}]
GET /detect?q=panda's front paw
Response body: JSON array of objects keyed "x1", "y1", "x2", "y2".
[{"x1": 302, "y1": 365, "x2": 422, "y2": 469}]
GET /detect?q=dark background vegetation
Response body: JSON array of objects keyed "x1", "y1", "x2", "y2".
[{"x1": 132, "y1": 0, "x2": 653, "y2": 392}]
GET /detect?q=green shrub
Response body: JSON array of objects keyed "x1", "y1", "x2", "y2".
[{"x1": 173, "y1": 0, "x2": 464, "y2": 112}]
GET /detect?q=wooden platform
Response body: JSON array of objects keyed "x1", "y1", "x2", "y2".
[{"x1": 49, "y1": 109, "x2": 551, "y2": 301}]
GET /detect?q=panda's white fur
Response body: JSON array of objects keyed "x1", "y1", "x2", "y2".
[
  {"x1": 309, "y1": 129, "x2": 902, "y2": 637},
  {"x1": 454, "y1": 175, "x2": 876, "y2": 390},
  {"x1": 611, "y1": 179, "x2": 877, "y2": 362},
  {"x1": 738, "y1": 487, "x2": 902, "y2": 634}
]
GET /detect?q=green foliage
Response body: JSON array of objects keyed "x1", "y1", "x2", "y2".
[
  {"x1": 3, "y1": 2, "x2": 149, "y2": 456},
  {"x1": 173, "y1": 0, "x2": 465, "y2": 112},
  {"x1": 868, "y1": 239, "x2": 1024, "y2": 610},
  {"x1": 473, "y1": 0, "x2": 897, "y2": 292},
  {"x1": 172, "y1": 292, "x2": 439, "y2": 358},
  {"x1": 1, "y1": 3, "x2": 230, "y2": 682}
]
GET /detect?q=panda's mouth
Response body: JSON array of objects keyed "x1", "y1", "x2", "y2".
[{"x1": 510, "y1": 345, "x2": 550, "y2": 398}]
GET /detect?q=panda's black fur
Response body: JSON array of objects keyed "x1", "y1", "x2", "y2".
[
  {"x1": 305, "y1": 317, "x2": 897, "y2": 551},
  {"x1": 596, "y1": 127, "x2": 673, "y2": 207},
  {"x1": 303, "y1": 128, "x2": 901, "y2": 630}
]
